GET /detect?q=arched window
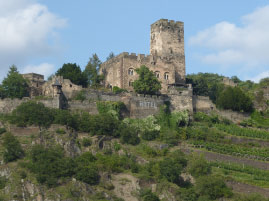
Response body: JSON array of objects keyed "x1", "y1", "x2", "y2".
[
  {"x1": 128, "y1": 68, "x2": 134, "y2": 76},
  {"x1": 164, "y1": 72, "x2": 169, "y2": 80},
  {"x1": 154, "y1": 71, "x2": 160, "y2": 78},
  {"x1": 129, "y1": 80, "x2": 134, "y2": 87}
]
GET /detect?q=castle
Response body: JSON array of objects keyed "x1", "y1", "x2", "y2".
[
  {"x1": 100, "y1": 19, "x2": 186, "y2": 93},
  {"x1": 0, "y1": 19, "x2": 227, "y2": 119}
]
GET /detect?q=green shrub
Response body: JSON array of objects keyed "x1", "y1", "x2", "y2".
[
  {"x1": 195, "y1": 175, "x2": 232, "y2": 200},
  {"x1": 82, "y1": 138, "x2": 92, "y2": 147},
  {"x1": 112, "y1": 86, "x2": 127, "y2": 94},
  {"x1": 56, "y1": 128, "x2": 66, "y2": 134},
  {"x1": 3, "y1": 132, "x2": 24, "y2": 163},
  {"x1": 75, "y1": 165, "x2": 99, "y2": 185},
  {"x1": 90, "y1": 114, "x2": 120, "y2": 137},
  {"x1": 97, "y1": 101, "x2": 126, "y2": 119},
  {"x1": 28, "y1": 145, "x2": 75, "y2": 187},
  {"x1": 0, "y1": 176, "x2": 7, "y2": 189},
  {"x1": 10, "y1": 101, "x2": 54, "y2": 129},
  {"x1": 118, "y1": 124, "x2": 140, "y2": 145},
  {"x1": 0, "y1": 128, "x2": 6, "y2": 135},
  {"x1": 140, "y1": 189, "x2": 160, "y2": 201},
  {"x1": 74, "y1": 90, "x2": 86, "y2": 101},
  {"x1": 216, "y1": 86, "x2": 253, "y2": 112},
  {"x1": 188, "y1": 154, "x2": 211, "y2": 178}
]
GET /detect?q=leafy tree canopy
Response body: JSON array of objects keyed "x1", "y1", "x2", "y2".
[
  {"x1": 10, "y1": 101, "x2": 54, "y2": 130},
  {"x1": 3, "y1": 132, "x2": 24, "y2": 163},
  {"x1": 133, "y1": 65, "x2": 161, "y2": 95},
  {"x1": 106, "y1": 52, "x2": 115, "y2": 61},
  {"x1": 1, "y1": 65, "x2": 29, "y2": 99},
  {"x1": 84, "y1": 53, "x2": 104, "y2": 88},
  {"x1": 56, "y1": 63, "x2": 88, "y2": 87},
  {"x1": 216, "y1": 86, "x2": 253, "y2": 113}
]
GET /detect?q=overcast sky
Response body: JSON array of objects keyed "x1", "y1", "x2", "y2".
[{"x1": 0, "y1": 0, "x2": 269, "y2": 82}]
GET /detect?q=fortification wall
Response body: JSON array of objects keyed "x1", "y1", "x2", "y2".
[
  {"x1": 0, "y1": 98, "x2": 61, "y2": 113},
  {"x1": 193, "y1": 96, "x2": 216, "y2": 113},
  {"x1": 100, "y1": 52, "x2": 184, "y2": 93}
]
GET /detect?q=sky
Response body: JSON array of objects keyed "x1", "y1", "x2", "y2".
[{"x1": 0, "y1": 0, "x2": 269, "y2": 82}]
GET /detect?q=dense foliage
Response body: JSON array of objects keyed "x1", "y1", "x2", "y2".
[
  {"x1": 10, "y1": 101, "x2": 54, "y2": 130},
  {"x1": 133, "y1": 65, "x2": 161, "y2": 95},
  {"x1": 56, "y1": 63, "x2": 88, "y2": 87},
  {"x1": 0, "y1": 66, "x2": 29, "y2": 99},
  {"x1": 2, "y1": 133, "x2": 24, "y2": 163},
  {"x1": 216, "y1": 86, "x2": 253, "y2": 112},
  {"x1": 84, "y1": 54, "x2": 104, "y2": 88}
]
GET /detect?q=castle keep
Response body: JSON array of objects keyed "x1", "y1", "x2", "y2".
[{"x1": 100, "y1": 19, "x2": 186, "y2": 93}]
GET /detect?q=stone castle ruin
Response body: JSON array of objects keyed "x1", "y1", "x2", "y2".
[
  {"x1": 0, "y1": 19, "x2": 235, "y2": 119},
  {"x1": 100, "y1": 19, "x2": 186, "y2": 93}
]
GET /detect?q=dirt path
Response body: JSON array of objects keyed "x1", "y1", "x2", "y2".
[{"x1": 227, "y1": 181, "x2": 269, "y2": 197}]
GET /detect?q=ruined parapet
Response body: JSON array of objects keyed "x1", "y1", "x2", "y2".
[
  {"x1": 223, "y1": 77, "x2": 237, "y2": 87},
  {"x1": 150, "y1": 19, "x2": 184, "y2": 57}
]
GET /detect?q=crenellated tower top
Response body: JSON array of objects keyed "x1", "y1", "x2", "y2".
[{"x1": 150, "y1": 19, "x2": 184, "y2": 58}]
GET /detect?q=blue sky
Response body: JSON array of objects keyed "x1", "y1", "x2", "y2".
[{"x1": 1, "y1": 0, "x2": 269, "y2": 82}]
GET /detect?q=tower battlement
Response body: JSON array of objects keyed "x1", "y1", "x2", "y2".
[{"x1": 150, "y1": 19, "x2": 184, "y2": 57}]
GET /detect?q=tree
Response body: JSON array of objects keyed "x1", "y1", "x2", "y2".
[
  {"x1": 133, "y1": 65, "x2": 161, "y2": 95},
  {"x1": 1, "y1": 65, "x2": 29, "y2": 99},
  {"x1": 195, "y1": 176, "x2": 232, "y2": 200},
  {"x1": 28, "y1": 145, "x2": 75, "y2": 187},
  {"x1": 56, "y1": 63, "x2": 88, "y2": 87},
  {"x1": 216, "y1": 86, "x2": 253, "y2": 112},
  {"x1": 106, "y1": 52, "x2": 115, "y2": 61},
  {"x1": 187, "y1": 154, "x2": 211, "y2": 178},
  {"x1": 3, "y1": 133, "x2": 24, "y2": 163},
  {"x1": 84, "y1": 54, "x2": 104, "y2": 88},
  {"x1": 10, "y1": 101, "x2": 54, "y2": 130}
]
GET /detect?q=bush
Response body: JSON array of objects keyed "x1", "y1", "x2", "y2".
[
  {"x1": 0, "y1": 176, "x2": 7, "y2": 189},
  {"x1": 216, "y1": 86, "x2": 253, "y2": 112},
  {"x1": 82, "y1": 138, "x2": 92, "y2": 147},
  {"x1": 97, "y1": 101, "x2": 126, "y2": 120},
  {"x1": 28, "y1": 145, "x2": 75, "y2": 187},
  {"x1": 0, "y1": 128, "x2": 6, "y2": 135},
  {"x1": 140, "y1": 189, "x2": 160, "y2": 201},
  {"x1": 10, "y1": 101, "x2": 54, "y2": 129},
  {"x1": 118, "y1": 124, "x2": 140, "y2": 145},
  {"x1": 112, "y1": 86, "x2": 127, "y2": 94},
  {"x1": 90, "y1": 114, "x2": 120, "y2": 137},
  {"x1": 3, "y1": 133, "x2": 24, "y2": 163},
  {"x1": 195, "y1": 175, "x2": 232, "y2": 200},
  {"x1": 188, "y1": 154, "x2": 211, "y2": 178},
  {"x1": 74, "y1": 90, "x2": 86, "y2": 101},
  {"x1": 56, "y1": 128, "x2": 66, "y2": 134},
  {"x1": 75, "y1": 165, "x2": 99, "y2": 185}
]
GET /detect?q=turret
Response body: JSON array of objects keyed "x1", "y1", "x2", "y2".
[{"x1": 150, "y1": 19, "x2": 184, "y2": 58}]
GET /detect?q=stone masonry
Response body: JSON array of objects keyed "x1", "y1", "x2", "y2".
[{"x1": 100, "y1": 19, "x2": 186, "y2": 93}]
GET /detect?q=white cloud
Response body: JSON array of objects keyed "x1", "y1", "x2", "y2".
[
  {"x1": 189, "y1": 6, "x2": 269, "y2": 73},
  {"x1": 22, "y1": 63, "x2": 55, "y2": 79},
  {"x1": 248, "y1": 71, "x2": 269, "y2": 83},
  {"x1": 0, "y1": 0, "x2": 66, "y2": 80}
]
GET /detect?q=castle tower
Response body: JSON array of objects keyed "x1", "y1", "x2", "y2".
[
  {"x1": 150, "y1": 19, "x2": 185, "y2": 83},
  {"x1": 150, "y1": 19, "x2": 184, "y2": 57}
]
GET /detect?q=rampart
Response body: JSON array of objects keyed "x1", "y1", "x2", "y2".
[{"x1": 0, "y1": 89, "x2": 193, "y2": 119}]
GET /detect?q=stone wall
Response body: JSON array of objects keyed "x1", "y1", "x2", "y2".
[
  {"x1": 193, "y1": 96, "x2": 215, "y2": 113},
  {"x1": 42, "y1": 76, "x2": 82, "y2": 99},
  {"x1": 68, "y1": 90, "x2": 172, "y2": 118},
  {"x1": 0, "y1": 97, "x2": 61, "y2": 113}
]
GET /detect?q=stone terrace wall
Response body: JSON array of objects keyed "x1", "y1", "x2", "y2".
[
  {"x1": 193, "y1": 96, "x2": 216, "y2": 113},
  {"x1": 68, "y1": 90, "x2": 170, "y2": 118},
  {"x1": 0, "y1": 98, "x2": 61, "y2": 113}
]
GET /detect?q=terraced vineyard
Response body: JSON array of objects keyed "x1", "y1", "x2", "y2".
[
  {"x1": 190, "y1": 140, "x2": 269, "y2": 161},
  {"x1": 216, "y1": 124, "x2": 269, "y2": 140}
]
